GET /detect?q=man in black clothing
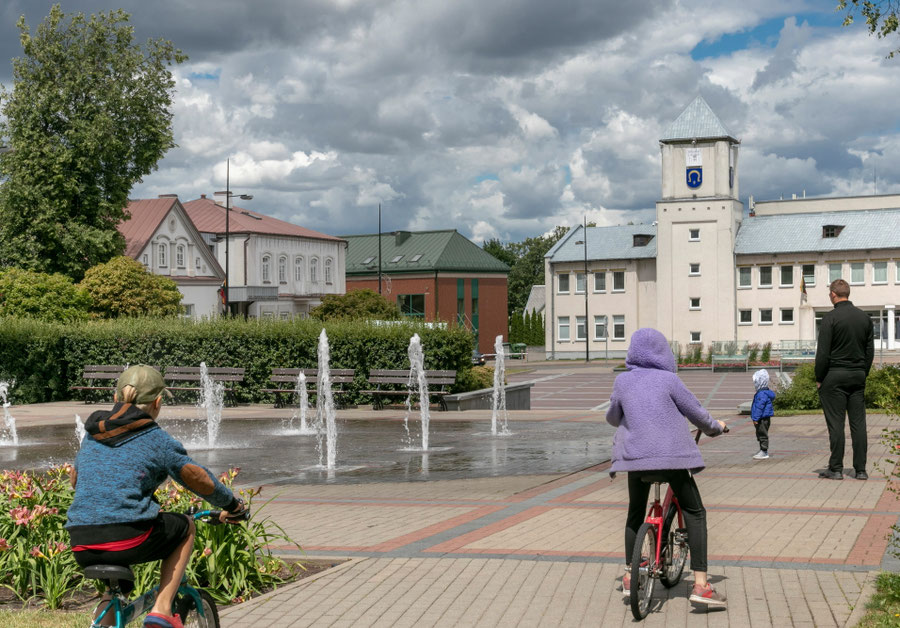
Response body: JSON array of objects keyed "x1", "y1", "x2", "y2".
[{"x1": 815, "y1": 279, "x2": 874, "y2": 481}]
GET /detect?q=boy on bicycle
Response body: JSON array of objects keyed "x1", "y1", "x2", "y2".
[
  {"x1": 66, "y1": 366, "x2": 247, "y2": 628},
  {"x1": 606, "y1": 328, "x2": 727, "y2": 607}
]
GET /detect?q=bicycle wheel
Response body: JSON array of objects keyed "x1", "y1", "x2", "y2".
[
  {"x1": 630, "y1": 521, "x2": 657, "y2": 620},
  {"x1": 659, "y1": 504, "x2": 688, "y2": 588},
  {"x1": 175, "y1": 590, "x2": 220, "y2": 628}
]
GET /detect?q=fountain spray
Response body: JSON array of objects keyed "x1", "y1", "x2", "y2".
[
  {"x1": 316, "y1": 329, "x2": 338, "y2": 469},
  {"x1": 405, "y1": 334, "x2": 430, "y2": 451},
  {"x1": 0, "y1": 381, "x2": 18, "y2": 446},
  {"x1": 491, "y1": 335, "x2": 511, "y2": 436}
]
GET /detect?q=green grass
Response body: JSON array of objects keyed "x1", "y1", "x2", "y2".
[
  {"x1": 0, "y1": 610, "x2": 91, "y2": 627},
  {"x1": 856, "y1": 572, "x2": 900, "y2": 627}
]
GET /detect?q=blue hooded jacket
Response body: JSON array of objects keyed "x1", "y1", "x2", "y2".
[{"x1": 750, "y1": 369, "x2": 776, "y2": 421}]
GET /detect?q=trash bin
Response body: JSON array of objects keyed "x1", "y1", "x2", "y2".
[{"x1": 511, "y1": 343, "x2": 527, "y2": 359}]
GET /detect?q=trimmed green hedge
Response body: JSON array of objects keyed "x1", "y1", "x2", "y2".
[
  {"x1": 775, "y1": 363, "x2": 900, "y2": 411},
  {"x1": 0, "y1": 317, "x2": 474, "y2": 405}
]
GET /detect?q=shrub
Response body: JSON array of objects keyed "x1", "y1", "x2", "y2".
[
  {"x1": 310, "y1": 289, "x2": 401, "y2": 321},
  {"x1": 761, "y1": 342, "x2": 771, "y2": 363},
  {"x1": 0, "y1": 268, "x2": 91, "y2": 322},
  {"x1": 79, "y1": 256, "x2": 182, "y2": 318},
  {"x1": 452, "y1": 365, "x2": 495, "y2": 393},
  {"x1": 748, "y1": 343, "x2": 759, "y2": 364},
  {"x1": 774, "y1": 363, "x2": 821, "y2": 410}
]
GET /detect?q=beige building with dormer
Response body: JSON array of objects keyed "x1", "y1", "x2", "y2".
[{"x1": 545, "y1": 97, "x2": 900, "y2": 358}]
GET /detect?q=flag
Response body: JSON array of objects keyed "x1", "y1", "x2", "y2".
[{"x1": 800, "y1": 277, "x2": 807, "y2": 304}]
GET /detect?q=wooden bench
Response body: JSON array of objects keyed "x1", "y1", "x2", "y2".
[
  {"x1": 163, "y1": 366, "x2": 245, "y2": 406},
  {"x1": 710, "y1": 341, "x2": 749, "y2": 372},
  {"x1": 260, "y1": 368, "x2": 356, "y2": 408},
  {"x1": 362, "y1": 369, "x2": 457, "y2": 411},
  {"x1": 70, "y1": 365, "x2": 159, "y2": 401}
]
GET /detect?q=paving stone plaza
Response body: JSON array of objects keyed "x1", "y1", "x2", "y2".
[{"x1": 10, "y1": 364, "x2": 899, "y2": 626}]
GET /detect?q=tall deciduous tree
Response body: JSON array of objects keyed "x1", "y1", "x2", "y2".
[
  {"x1": 0, "y1": 5, "x2": 186, "y2": 279},
  {"x1": 839, "y1": 0, "x2": 900, "y2": 57}
]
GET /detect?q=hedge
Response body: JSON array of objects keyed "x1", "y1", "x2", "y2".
[
  {"x1": 775, "y1": 363, "x2": 900, "y2": 411},
  {"x1": 0, "y1": 317, "x2": 474, "y2": 405}
]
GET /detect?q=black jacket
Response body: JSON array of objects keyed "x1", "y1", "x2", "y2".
[{"x1": 815, "y1": 300, "x2": 875, "y2": 382}]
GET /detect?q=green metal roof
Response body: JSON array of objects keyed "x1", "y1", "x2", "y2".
[
  {"x1": 342, "y1": 229, "x2": 509, "y2": 275},
  {"x1": 660, "y1": 96, "x2": 738, "y2": 143}
]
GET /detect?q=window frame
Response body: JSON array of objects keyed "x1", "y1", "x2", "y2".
[
  {"x1": 176, "y1": 244, "x2": 185, "y2": 268},
  {"x1": 780, "y1": 307, "x2": 794, "y2": 325},
  {"x1": 278, "y1": 256, "x2": 287, "y2": 284},
  {"x1": 688, "y1": 228, "x2": 700, "y2": 242},
  {"x1": 802, "y1": 264, "x2": 815, "y2": 287},
  {"x1": 575, "y1": 315, "x2": 587, "y2": 341},
  {"x1": 829, "y1": 263, "x2": 842, "y2": 283},
  {"x1": 758, "y1": 265, "x2": 772, "y2": 288},
  {"x1": 397, "y1": 294, "x2": 426, "y2": 318},
  {"x1": 738, "y1": 267, "x2": 752, "y2": 288},
  {"x1": 557, "y1": 316, "x2": 571, "y2": 341},
  {"x1": 325, "y1": 258, "x2": 333, "y2": 285},
  {"x1": 850, "y1": 262, "x2": 865, "y2": 285},
  {"x1": 612, "y1": 271, "x2": 625, "y2": 292},
  {"x1": 779, "y1": 265, "x2": 793, "y2": 287},
  {"x1": 294, "y1": 256, "x2": 304, "y2": 283},
  {"x1": 593, "y1": 315, "x2": 607, "y2": 340},
  {"x1": 759, "y1": 308, "x2": 773, "y2": 325},
  {"x1": 613, "y1": 315, "x2": 625, "y2": 340},
  {"x1": 689, "y1": 263, "x2": 700, "y2": 276},
  {"x1": 158, "y1": 243, "x2": 168, "y2": 268},
  {"x1": 557, "y1": 273, "x2": 570, "y2": 294},
  {"x1": 593, "y1": 272, "x2": 606, "y2": 293},
  {"x1": 261, "y1": 255, "x2": 271, "y2": 283},
  {"x1": 575, "y1": 272, "x2": 586, "y2": 294},
  {"x1": 689, "y1": 297, "x2": 701, "y2": 310},
  {"x1": 310, "y1": 257, "x2": 319, "y2": 283},
  {"x1": 872, "y1": 261, "x2": 887, "y2": 284},
  {"x1": 689, "y1": 331, "x2": 701, "y2": 344},
  {"x1": 738, "y1": 309, "x2": 752, "y2": 325}
]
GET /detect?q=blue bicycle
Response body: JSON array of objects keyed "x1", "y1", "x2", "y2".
[{"x1": 85, "y1": 508, "x2": 235, "y2": 628}]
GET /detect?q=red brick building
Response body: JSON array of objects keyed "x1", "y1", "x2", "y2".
[{"x1": 343, "y1": 230, "x2": 509, "y2": 354}]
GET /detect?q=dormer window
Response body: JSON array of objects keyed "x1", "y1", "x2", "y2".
[
  {"x1": 823, "y1": 225, "x2": 844, "y2": 238},
  {"x1": 633, "y1": 234, "x2": 654, "y2": 247}
]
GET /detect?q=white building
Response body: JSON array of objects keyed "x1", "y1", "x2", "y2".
[{"x1": 545, "y1": 97, "x2": 900, "y2": 358}]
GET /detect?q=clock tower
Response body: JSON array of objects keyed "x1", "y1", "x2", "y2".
[{"x1": 656, "y1": 97, "x2": 743, "y2": 348}]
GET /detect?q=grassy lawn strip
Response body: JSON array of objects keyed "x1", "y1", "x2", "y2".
[
  {"x1": 856, "y1": 572, "x2": 900, "y2": 627},
  {"x1": 0, "y1": 610, "x2": 91, "y2": 627}
]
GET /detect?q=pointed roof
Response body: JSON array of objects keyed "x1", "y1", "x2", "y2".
[
  {"x1": 660, "y1": 96, "x2": 738, "y2": 143},
  {"x1": 182, "y1": 196, "x2": 344, "y2": 242}
]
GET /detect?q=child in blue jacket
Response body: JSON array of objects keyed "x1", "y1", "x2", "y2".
[{"x1": 751, "y1": 369, "x2": 776, "y2": 460}]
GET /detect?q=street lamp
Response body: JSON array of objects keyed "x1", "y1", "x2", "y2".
[
  {"x1": 574, "y1": 216, "x2": 589, "y2": 363},
  {"x1": 223, "y1": 158, "x2": 253, "y2": 316}
]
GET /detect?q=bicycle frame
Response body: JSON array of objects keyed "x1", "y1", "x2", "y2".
[{"x1": 645, "y1": 482, "x2": 684, "y2": 575}]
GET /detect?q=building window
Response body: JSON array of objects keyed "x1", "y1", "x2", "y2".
[
  {"x1": 558, "y1": 273, "x2": 570, "y2": 294},
  {"x1": 142, "y1": 254, "x2": 149, "y2": 266},
  {"x1": 390, "y1": 254, "x2": 403, "y2": 263},
  {"x1": 759, "y1": 266, "x2": 772, "y2": 287},
  {"x1": 780, "y1": 308, "x2": 794, "y2": 324},
  {"x1": 613, "y1": 315, "x2": 625, "y2": 340},
  {"x1": 689, "y1": 297, "x2": 701, "y2": 310},
  {"x1": 362, "y1": 255, "x2": 375, "y2": 265},
  {"x1": 690, "y1": 331, "x2": 701, "y2": 344},
  {"x1": 829, "y1": 263, "x2": 842, "y2": 282},
  {"x1": 310, "y1": 258, "x2": 319, "y2": 283},
  {"x1": 802, "y1": 264, "x2": 815, "y2": 287},
  {"x1": 195, "y1": 257, "x2": 201, "y2": 270},
  {"x1": 739, "y1": 309, "x2": 752, "y2": 325},
  {"x1": 873, "y1": 261, "x2": 887, "y2": 284},
  {"x1": 689, "y1": 263, "x2": 700, "y2": 276},
  {"x1": 780, "y1": 265, "x2": 793, "y2": 287},
  {"x1": 294, "y1": 257, "x2": 304, "y2": 282},
  {"x1": 689, "y1": 228, "x2": 700, "y2": 241},
  {"x1": 738, "y1": 267, "x2": 751, "y2": 288},
  {"x1": 325, "y1": 258, "x2": 333, "y2": 284},
  {"x1": 278, "y1": 256, "x2": 287, "y2": 283},
  {"x1": 575, "y1": 316, "x2": 586, "y2": 341},
  {"x1": 261, "y1": 255, "x2": 271, "y2": 283},
  {"x1": 594, "y1": 315, "x2": 607, "y2": 340},
  {"x1": 612, "y1": 271, "x2": 625, "y2": 291},
  {"x1": 158, "y1": 243, "x2": 168, "y2": 267},
  {"x1": 850, "y1": 262, "x2": 864, "y2": 285},
  {"x1": 176, "y1": 245, "x2": 185, "y2": 268},
  {"x1": 760, "y1": 309, "x2": 773, "y2": 325},
  {"x1": 575, "y1": 272, "x2": 586, "y2": 294},
  {"x1": 594, "y1": 272, "x2": 606, "y2": 293},
  {"x1": 558, "y1": 317, "x2": 570, "y2": 341},
  {"x1": 410, "y1": 253, "x2": 423, "y2": 262},
  {"x1": 398, "y1": 294, "x2": 425, "y2": 318},
  {"x1": 897, "y1": 262, "x2": 900, "y2": 283},
  {"x1": 823, "y1": 225, "x2": 844, "y2": 238}
]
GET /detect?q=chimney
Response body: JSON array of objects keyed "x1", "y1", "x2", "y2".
[
  {"x1": 213, "y1": 191, "x2": 228, "y2": 207},
  {"x1": 200, "y1": 194, "x2": 207, "y2": 199},
  {"x1": 158, "y1": 193, "x2": 178, "y2": 198},
  {"x1": 394, "y1": 230, "x2": 411, "y2": 245}
]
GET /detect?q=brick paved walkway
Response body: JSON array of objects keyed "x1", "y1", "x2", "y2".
[{"x1": 220, "y1": 412, "x2": 898, "y2": 627}]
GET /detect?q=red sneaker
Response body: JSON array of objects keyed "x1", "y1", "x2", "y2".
[
  {"x1": 622, "y1": 570, "x2": 631, "y2": 596},
  {"x1": 689, "y1": 583, "x2": 727, "y2": 607},
  {"x1": 144, "y1": 613, "x2": 185, "y2": 628}
]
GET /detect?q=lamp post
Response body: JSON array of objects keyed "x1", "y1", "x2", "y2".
[
  {"x1": 223, "y1": 158, "x2": 253, "y2": 316},
  {"x1": 575, "y1": 216, "x2": 589, "y2": 363}
]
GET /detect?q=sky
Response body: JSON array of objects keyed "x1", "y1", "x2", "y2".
[{"x1": 1, "y1": 0, "x2": 899, "y2": 244}]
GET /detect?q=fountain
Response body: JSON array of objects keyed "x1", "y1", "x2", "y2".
[
  {"x1": 404, "y1": 333, "x2": 430, "y2": 451},
  {"x1": 490, "y1": 335, "x2": 511, "y2": 436},
  {"x1": 315, "y1": 329, "x2": 338, "y2": 469},
  {"x1": 0, "y1": 381, "x2": 18, "y2": 446},
  {"x1": 199, "y1": 362, "x2": 225, "y2": 448},
  {"x1": 288, "y1": 371, "x2": 315, "y2": 434},
  {"x1": 75, "y1": 414, "x2": 86, "y2": 445}
]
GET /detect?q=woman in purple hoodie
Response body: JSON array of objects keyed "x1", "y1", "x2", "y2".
[{"x1": 606, "y1": 328, "x2": 727, "y2": 607}]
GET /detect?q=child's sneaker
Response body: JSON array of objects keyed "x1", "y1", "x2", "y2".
[
  {"x1": 144, "y1": 613, "x2": 184, "y2": 628},
  {"x1": 752, "y1": 450, "x2": 769, "y2": 460},
  {"x1": 622, "y1": 569, "x2": 631, "y2": 596},
  {"x1": 689, "y1": 582, "x2": 727, "y2": 607}
]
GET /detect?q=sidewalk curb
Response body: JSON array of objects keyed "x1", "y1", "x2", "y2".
[{"x1": 844, "y1": 570, "x2": 878, "y2": 628}]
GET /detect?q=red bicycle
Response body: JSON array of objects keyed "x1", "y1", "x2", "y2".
[{"x1": 629, "y1": 425, "x2": 728, "y2": 620}]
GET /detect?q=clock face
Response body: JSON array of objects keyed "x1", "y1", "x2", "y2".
[
  {"x1": 686, "y1": 167, "x2": 702, "y2": 188},
  {"x1": 685, "y1": 147, "x2": 702, "y2": 167}
]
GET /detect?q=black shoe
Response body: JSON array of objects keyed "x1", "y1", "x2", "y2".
[
  {"x1": 818, "y1": 470, "x2": 843, "y2": 480},
  {"x1": 855, "y1": 471, "x2": 868, "y2": 480}
]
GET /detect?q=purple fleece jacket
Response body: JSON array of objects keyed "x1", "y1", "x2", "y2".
[{"x1": 606, "y1": 328, "x2": 723, "y2": 475}]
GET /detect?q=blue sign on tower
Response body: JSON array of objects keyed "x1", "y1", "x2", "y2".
[{"x1": 686, "y1": 167, "x2": 702, "y2": 189}]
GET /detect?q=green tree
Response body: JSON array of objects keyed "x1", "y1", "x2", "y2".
[
  {"x1": 0, "y1": 268, "x2": 92, "y2": 321},
  {"x1": 310, "y1": 288, "x2": 402, "y2": 321},
  {"x1": 0, "y1": 5, "x2": 186, "y2": 280},
  {"x1": 506, "y1": 227, "x2": 570, "y2": 314},
  {"x1": 482, "y1": 238, "x2": 517, "y2": 268},
  {"x1": 79, "y1": 256, "x2": 182, "y2": 318},
  {"x1": 839, "y1": 1, "x2": 900, "y2": 57}
]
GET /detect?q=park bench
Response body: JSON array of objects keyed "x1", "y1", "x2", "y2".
[
  {"x1": 260, "y1": 368, "x2": 356, "y2": 408},
  {"x1": 777, "y1": 340, "x2": 817, "y2": 372},
  {"x1": 70, "y1": 365, "x2": 160, "y2": 401},
  {"x1": 362, "y1": 369, "x2": 457, "y2": 411},
  {"x1": 710, "y1": 341, "x2": 749, "y2": 372},
  {"x1": 163, "y1": 366, "x2": 245, "y2": 406}
]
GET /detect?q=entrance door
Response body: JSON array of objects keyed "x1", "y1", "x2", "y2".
[{"x1": 866, "y1": 310, "x2": 888, "y2": 350}]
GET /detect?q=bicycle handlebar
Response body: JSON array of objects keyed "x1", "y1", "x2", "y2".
[{"x1": 186, "y1": 506, "x2": 250, "y2": 525}]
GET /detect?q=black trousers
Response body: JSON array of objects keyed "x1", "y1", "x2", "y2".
[
  {"x1": 754, "y1": 417, "x2": 771, "y2": 451},
  {"x1": 818, "y1": 368, "x2": 867, "y2": 473},
  {"x1": 626, "y1": 469, "x2": 708, "y2": 572}
]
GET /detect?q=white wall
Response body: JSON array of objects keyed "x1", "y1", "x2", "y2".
[{"x1": 178, "y1": 283, "x2": 220, "y2": 319}]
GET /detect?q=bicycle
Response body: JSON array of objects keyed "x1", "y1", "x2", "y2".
[
  {"x1": 629, "y1": 425, "x2": 728, "y2": 620},
  {"x1": 84, "y1": 507, "x2": 241, "y2": 628}
]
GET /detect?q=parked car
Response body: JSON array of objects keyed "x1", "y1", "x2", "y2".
[{"x1": 472, "y1": 349, "x2": 486, "y2": 366}]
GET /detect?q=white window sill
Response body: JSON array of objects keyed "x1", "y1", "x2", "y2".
[
  {"x1": 737, "y1": 286, "x2": 752, "y2": 290},
  {"x1": 689, "y1": 307, "x2": 701, "y2": 311},
  {"x1": 593, "y1": 337, "x2": 608, "y2": 342},
  {"x1": 850, "y1": 282, "x2": 864, "y2": 286},
  {"x1": 873, "y1": 281, "x2": 887, "y2": 286},
  {"x1": 593, "y1": 290, "x2": 607, "y2": 294},
  {"x1": 779, "y1": 321, "x2": 795, "y2": 325},
  {"x1": 758, "y1": 285, "x2": 772, "y2": 289},
  {"x1": 779, "y1": 285, "x2": 794, "y2": 289},
  {"x1": 760, "y1": 321, "x2": 773, "y2": 326},
  {"x1": 612, "y1": 338, "x2": 626, "y2": 342},
  {"x1": 738, "y1": 322, "x2": 752, "y2": 326},
  {"x1": 688, "y1": 274, "x2": 701, "y2": 277},
  {"x1": 612, "y1": 289, "x2": 625, "y2": 293},
  {"x1": 557, "y1": 339, "x2": 571, "y2": 343},
  {"x1": 558, "y1": 292, "x2": 570, "y2": 295},
  {"x1": 574, "y1": 291, "x2": 586, "y2": 295}
]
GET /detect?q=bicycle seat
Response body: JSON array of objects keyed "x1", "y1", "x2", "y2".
[
  {"x1": 84, "y1": 564, "x2": 135, "y2": 582},
  {"x1": 639, "y1": 473, "x2": 670, "y2": 484}
]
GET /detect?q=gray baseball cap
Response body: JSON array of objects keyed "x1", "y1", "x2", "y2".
[{"x1": 116, "y1": 365, "x2": 172, "y2": 404}]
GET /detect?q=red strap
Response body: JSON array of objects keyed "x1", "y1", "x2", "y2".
[{"x1": 72, "y1": 527, "x2": 153, "y2": 552}]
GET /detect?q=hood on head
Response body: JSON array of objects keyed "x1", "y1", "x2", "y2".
[
  {"x1": 753, "y1": 369, "x2": 770, "y2": 391},
  {"x1": 625, "y1": 328, "x2": 676, "y2": 372}
]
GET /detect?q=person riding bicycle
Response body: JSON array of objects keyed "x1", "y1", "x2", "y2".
[
  {"x1": 65, "y1": 365, "x2": 248, "y2": 628},
  {"x1": 606, "y1": 328, "x2": 727, "y2": 607}
]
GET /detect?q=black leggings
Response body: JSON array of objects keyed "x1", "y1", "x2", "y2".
[{"x1": 625, "y1": 469, "x2": 708, "y2": 572}]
